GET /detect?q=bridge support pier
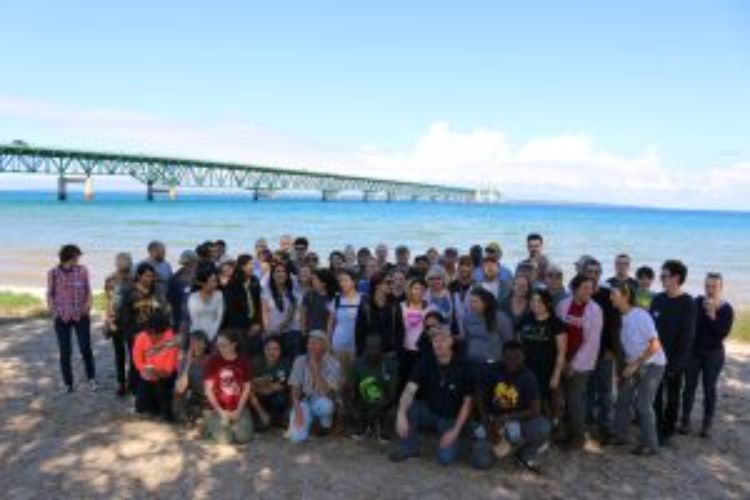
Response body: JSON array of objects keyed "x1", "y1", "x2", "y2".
[
  {"x1": 146, "y1": 181, "x2": 169, "y2": 201},
  {"x1": 322, "y1": 190, "x2": 338, "y2": 202},
  {"x1": 57, "y1": 176, "x2": 67, "y2": 201},
  {"x1": 363, "y1": 191, "x2": 378, "y2": 202},
  {"x1": 57, "y1": 175, "x2": 89, "y2": 201}
]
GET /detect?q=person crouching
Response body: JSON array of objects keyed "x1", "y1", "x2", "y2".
[
  {"x1": 287, "y1": 330, "x2": 342, "y2": 442},
  {"x1": 203, "y1": 329, "x2": 254, "y2": 444},
  {"x1": 132, "y1": 310, "x2": 180, "y2": 421}
]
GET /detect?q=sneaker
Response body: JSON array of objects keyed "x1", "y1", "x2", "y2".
[
  {"x1": 116, "y1": 384, "x2": 127, "y2": 397},
  {"x1": 699, "y1": 425, "x2": 712, "y2": 439},
  {"x1": 676, "y1": 422, "x2": 691, "y2": 435},
  {"x1": 374, "y1": 423, "x2": 390, "y2": 444},
  {"x1": 515, "y1": 450, "x2": 541, "y2": 473},
  {"x1": 389, "y1": 447, "x2": 420, "y2": 463},
  {"x1": 62, "y1": 385, "x2": 75, "y2": 394},
  {"x1": 88, "y1": 380, "x2": 99, "y2": 392},
  {"x1": 658, "y1": 430, "x2": 673, "y2": 447},
  {"x1": 631, "y1": 445, "x2": 658, "y2": 457},
  {"x1": 350, "y1": 425, "x2": 369, "y2": 442}
]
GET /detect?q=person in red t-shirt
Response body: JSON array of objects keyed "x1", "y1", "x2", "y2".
[
  {"x1": 132, "y1": 311, "x2": 180, "y2": 421},
  {"x1": 203, "y1": 329, "x2": 254, "y2": 444}
]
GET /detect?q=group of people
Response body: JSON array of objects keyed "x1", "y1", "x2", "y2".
[{"x1": 46, "y1": 232, "x2": 735, "y2": 472}]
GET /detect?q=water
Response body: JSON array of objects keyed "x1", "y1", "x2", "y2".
[{"x1": 1, "y1": 191, "x2": 749, "y2": 305}]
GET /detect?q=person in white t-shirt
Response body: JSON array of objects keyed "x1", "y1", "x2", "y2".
[{"x1": 611, "y1": 281, "x2": 666, "y2": 456}]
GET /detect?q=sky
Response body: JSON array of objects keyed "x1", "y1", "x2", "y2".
[{"x1": 1, "y1": 0, "x2": 749, "y2": 209}]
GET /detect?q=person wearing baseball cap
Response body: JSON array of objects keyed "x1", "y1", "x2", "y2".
[{"x1": 167, "y1": 250, "x2": 200, "y2": 332}]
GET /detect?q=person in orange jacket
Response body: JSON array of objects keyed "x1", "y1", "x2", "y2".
[{"x1": 132, "y1": 310, "x2": 180, "y2": 421}]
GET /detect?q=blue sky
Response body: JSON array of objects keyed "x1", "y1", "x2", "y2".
[{"x1": 1, "y1": 1, "x2": 749, "y2": 208}]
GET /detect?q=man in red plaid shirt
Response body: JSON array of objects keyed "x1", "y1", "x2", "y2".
[{"x1": 47, "y1": 244, "x2": 97, "y2": 392}]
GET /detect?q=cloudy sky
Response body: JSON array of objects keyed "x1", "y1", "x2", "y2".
[{"x1": 1, "y1": 1, "x2": 749, "y2": 210}]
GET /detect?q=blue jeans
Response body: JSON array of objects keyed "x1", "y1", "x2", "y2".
[
  {"x1": 586, "y1": 357, "x2": 615, "y2": 435},
  {"x1": 615, "y1": 363, "x2": 664, "y2": 449},
  {"x1": 471, "y1": 416, "x2": 551, "y2": 470},
  {"x1": 54, "y1": 316, "x2": 95, "y2": 387},
  {"x1": 287, "y1": 395, "x2": 335, "y2": 443},
  {"x1": 399, "y1": 401, "x2": 459, "y2": 465},
  {"x1": 682, "y1": 349, "x2": 725, "y2": 427}
]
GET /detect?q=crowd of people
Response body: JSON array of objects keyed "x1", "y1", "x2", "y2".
[{"x1": 46, "y1": 233, "x2": 735, "y2": 472}]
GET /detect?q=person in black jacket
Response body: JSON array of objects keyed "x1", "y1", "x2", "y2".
[
  {"x1": 679, "y1": 272, "x2": 734, "y2": 438},
  {"x1": 355, "y1": 272, "x2": 404, "y2": 358},
  {"x1": 222, "y1": 254, "x2": 263, "y2": 357},
  {"x1": 650, "y1": 259, "x2": 696, "y2": 445}
]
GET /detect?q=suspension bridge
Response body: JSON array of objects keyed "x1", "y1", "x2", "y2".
[{"x1": 0, "y1": 142, "x2": 480, "y2": 202}]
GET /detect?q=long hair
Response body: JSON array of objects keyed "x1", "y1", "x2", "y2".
[
  {"x1": 470, "y1": 286, "x2": 497, "y2": 331},
  {"x1": 314, "y1": 268, "x2": 338, "y2": 299},
  {"x1": 230, "y1": 254, "x2": 253, "y2": 286},
  {"x1": 269, "y1": 260, "x2": 295, "y2": 312}
]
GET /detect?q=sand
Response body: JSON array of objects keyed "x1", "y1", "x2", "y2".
[{"x1": 1, "y1": 317, "x2": 749, "y2": 500}]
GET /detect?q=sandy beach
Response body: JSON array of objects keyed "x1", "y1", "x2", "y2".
[{"x1": 0, "y1": 316, "x2": 748, "y2": 500}]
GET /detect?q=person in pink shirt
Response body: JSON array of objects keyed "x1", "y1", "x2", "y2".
[
  {"x1": 556, "y1": 274, "x2": 603, "y2": 450},
  {"x1": 132, "y1": 311, "x2": 180, "y2": 421}
]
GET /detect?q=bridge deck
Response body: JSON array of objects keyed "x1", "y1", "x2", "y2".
[{"x1": 0, "y1": 144, "x2": 476, "y2": 201}]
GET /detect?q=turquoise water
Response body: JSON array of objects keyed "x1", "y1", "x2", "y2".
[{"x1": 1, "y1": 191, "x2": 749, "y2": 305}]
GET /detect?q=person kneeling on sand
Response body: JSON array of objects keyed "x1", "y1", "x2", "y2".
[
  {"x1": 203, "y1": 329, "x2": 254, "y2": 444},
  {"x1": 472, "y1": 341, "x2": 551, "y2": 473},
  {"x1": 389, "y1": 327, "x2": 473, "y2": 465},
  {"x1": 286, "y1": 330, "x2": 342, "y2": 442},
  {"x1": 132, "y1": 310, "x2": 180, "y2": 421},
  {"x1": 251, "y1": 336, "x2": 290, "y2": 428},
  {"x1": 172, "y1": 329, "x2": 210, "y2": 425}
]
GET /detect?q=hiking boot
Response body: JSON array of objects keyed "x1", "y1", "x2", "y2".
[{"x1": 389, "y1": 447, "x2": 419, "y2": 463}]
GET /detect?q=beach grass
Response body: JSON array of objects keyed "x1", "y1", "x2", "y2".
[
  {"x1": 92, "y1": 291, "x2": 107, "y2": 313},
  {"x1": 0, "y1": 290, "x2": 107, "y2": 319},
  {"x1": 733, "y1": 310, "x2": 750, "y2": 343},
  {"x1": 0, "y1": 291, "x2": 47, "y2": 318}
]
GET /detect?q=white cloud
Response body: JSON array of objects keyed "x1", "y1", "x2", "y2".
[{"x1": 1, "y1": 95, "x2": 748, "y2": 210}]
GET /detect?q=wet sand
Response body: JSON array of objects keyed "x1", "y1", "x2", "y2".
[{"x1": 0, "y1": 317, "x2": 749, "y2": 499}]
